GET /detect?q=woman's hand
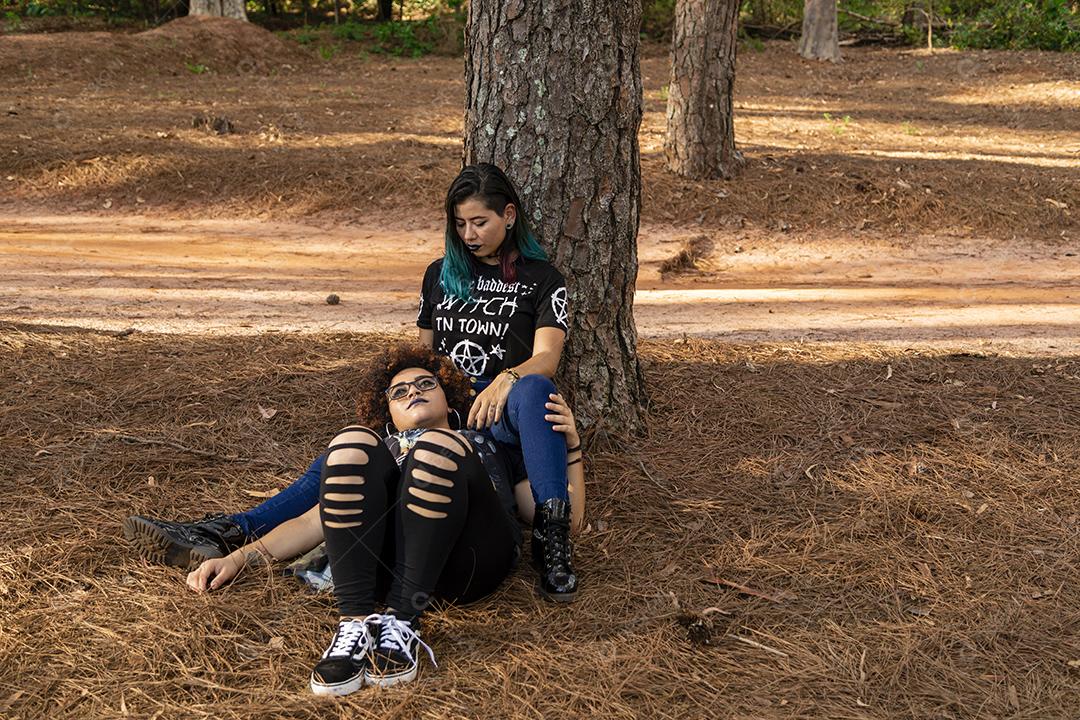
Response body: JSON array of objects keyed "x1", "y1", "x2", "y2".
[
  {"x1": 186, "y1": 554, "x2": 244, "y2": 593},
  {"x1": 468, "y1": 372, "x2": 515, "y2": 430},
  {"x1": 545, "y1": 393, "x2": 580, "y2": 448}
]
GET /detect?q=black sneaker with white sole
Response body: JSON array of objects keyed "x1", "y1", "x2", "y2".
[
  {"x1": 310, "y1": 617, "x2": 375, "y2": 696},
  {"x1": 365, "y1": 614, "x2": 436, "y2": 687},
  {"x1": 122, "y1": 513, "x2": 245, "y2": 569}
]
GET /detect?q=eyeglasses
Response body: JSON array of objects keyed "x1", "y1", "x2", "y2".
[{"x1": 385, "y1": 375, "x2": 439, "y2": 402}]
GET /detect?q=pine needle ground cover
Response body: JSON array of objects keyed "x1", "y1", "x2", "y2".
[{"x1": 2, "y1": 327, "x2": 1078, "y2": 718}]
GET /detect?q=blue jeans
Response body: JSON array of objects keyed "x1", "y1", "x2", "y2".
[
  {"x1": 228, "y1": 374, "x2": 569, "y2": 539},
  {"x1": 230, "y1": 453, "x2": 325, "y2": 538},
  {"x1": 486, "y1": 374, "x2": 569, "y2": 504}
]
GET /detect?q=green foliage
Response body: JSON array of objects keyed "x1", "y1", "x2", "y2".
[
  {"x1": 317, "y1": 42, "x2": 339, "y2": 59},
  {"x1": 330, "y1": 19, "x2": 366, "y2": 40},
  {"x1": 185, "y1": 61, "x2": 208, "y2": 74},
  {"x1": 741, "y1": 33, "x2": 766, "y2": 52},
  {"x1": 641, "y1": 0, "x2": 676, "y2": 41},
  {"x1": 24, "y1": 1, "x2": 54, "y2": 17},
  {"x1": 292, "y1": 25, "x2": 318, "y2": 45},
  {"x1": 325, "y1": 17, "x2": 442, "y2": 56},
  {"x1": 372, "y1": 18, "x2": 434, "y2": 57},
  {"x1": 950, "y1": 0, "x2": 1080, "y2": 51},
  {"x1": 823, "y1": 112, "x2": 853, "y2": 135},
  {"x1": 641, "y1": 0, "x2": 1080, "y2": 52},
  {"x1": 3, "y1": 0, "x2": 1075, "y2": 53}
]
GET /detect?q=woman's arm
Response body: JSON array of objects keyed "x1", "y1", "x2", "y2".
[
  {"x1": 186, "y1": 505, "x2": 324, "y2": 592},
  {"x1": 468, "y1": 327, "x2": 566, "y2": 429},
  {"x1": 566, "y1": 446, "x2": 585, "y2": 534},
  {"x1": 509, "y1": 327, "x2": 565, "y2": 379}
]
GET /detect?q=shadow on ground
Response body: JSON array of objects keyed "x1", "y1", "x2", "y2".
[{"x1": 2, "y1": 328, "x2": 1078, "y2": 718}]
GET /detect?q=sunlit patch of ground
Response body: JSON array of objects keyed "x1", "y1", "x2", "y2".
[
  {"x1": 2, "y1": 214, "x2": 1076, "y2": 354},
  {"x1": 1, "y1": 34, "x2": 1076, "y2": 240}
]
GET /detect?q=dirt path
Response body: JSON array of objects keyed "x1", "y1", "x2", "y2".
[
  {"x1": 3, "y1": 213, "x2": 1076, "y2": 355},
  {"x1": 1, "y1": 23, "x2": 1077, "y2": 355}
]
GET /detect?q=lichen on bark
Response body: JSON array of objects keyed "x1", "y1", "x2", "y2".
[{"x1": 464, "y1": 0, "x2": 647, "y2": 434}]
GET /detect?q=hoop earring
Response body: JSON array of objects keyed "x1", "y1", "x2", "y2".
[
  {"x1": 385, "y1": 422, "x2": 395, "y2": 437},
  {"x1": 449, "y1": 409, "x2": 462, "y2": 430}
]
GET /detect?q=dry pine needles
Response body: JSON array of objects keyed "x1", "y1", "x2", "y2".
[{"x1": 2, "y1": 325, "x2": 1079, "y2": 718}]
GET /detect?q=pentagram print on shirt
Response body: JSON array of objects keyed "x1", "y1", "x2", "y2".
[{"x1": 417, "y1": 257, "x2": 569, "y2": 381}]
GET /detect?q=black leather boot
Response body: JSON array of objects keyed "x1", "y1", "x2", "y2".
[
  {"x1": 531, "y1": 498, "x2": 578, "y2": 602},
  {"x1": 123, "y1": 513, "x2": 246, "y2": 569}
]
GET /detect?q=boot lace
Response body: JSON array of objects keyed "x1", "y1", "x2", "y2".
[{"x1": 543, "y1": 517, "x2": 572, "y2": 570}]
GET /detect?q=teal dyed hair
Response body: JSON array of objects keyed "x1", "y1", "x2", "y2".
[{"x1": 441, "y1": 164, "x2": 548, "y2": 300}]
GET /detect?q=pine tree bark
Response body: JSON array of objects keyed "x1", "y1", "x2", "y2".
[
  {"x1": 664, "y1": 0, "x2": 741, "y2": 179},
  {"x1": 799, "y1": 0, "x2": 841, "y2": 62},
  {"x1": 464, "y1": 0, "x2": 646, "y2": 434},
  {"x1": 189, "y1": 0, "x2": 247, "y2": 20}
]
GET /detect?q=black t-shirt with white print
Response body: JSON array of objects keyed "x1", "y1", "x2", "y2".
[{"x1": 416, "y1": 257, "x2": 569, "y2": 382}]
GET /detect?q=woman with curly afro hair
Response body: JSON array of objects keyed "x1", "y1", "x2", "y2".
[
  {"x1": 127, "y1": 166, "x2": 582, "y2": 607},
  {"x1": 160, "y1": 342, "x2": 585, "y2": 694}
]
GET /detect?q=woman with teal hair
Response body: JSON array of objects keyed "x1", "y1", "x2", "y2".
[
  {"x1": 417, "y1": 163, "x2": 577, "y2": 601},
  {"x1": 125, "y1": 164, "x2": 579, "y2": 603}
]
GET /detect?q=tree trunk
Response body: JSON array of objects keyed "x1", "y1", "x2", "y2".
[
  {"x1": 188, "y1": 0, "x2": 247, "y2": 20},
  {"x1": 464, "y1": 0, "x2": 646, "y2": 434},
  {"x1": 664, "y1": 0, "x2": 741, "y2": 179},
  {"x1": 377, "y1": 0, "x2": 393, "y2": 21},
  {"x1": 799, "y1": 0, "x2": 841, "y2": 62}
]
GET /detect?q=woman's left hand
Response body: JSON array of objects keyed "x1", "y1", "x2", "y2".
[
  {"x1": 468, "y1": 372, "x2": 515, "y2": 430},
  {"x1": 545, "y1": 393, "x2": 580, "y2": 448},
  {"x1": 186, "y1": 555, "x2": 243, "y2": 593}
]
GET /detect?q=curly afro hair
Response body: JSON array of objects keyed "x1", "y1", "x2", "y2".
[{"x1": 355, "y1": 343, "x2": 475, "y2": 433}]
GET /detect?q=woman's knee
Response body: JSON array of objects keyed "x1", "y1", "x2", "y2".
[
  {"x1": 403, "y1": 430, "x2": 474, "y2": 518},
  {"x1": 321, "y1": 426, "x2": 380, "y2": 529},
  {"x1": 509, "y1": 373, "x2": 557, "y2": 402},
  {"x1": 406, "y1": 429, "x2": 474, "y2": 469},
  {"x1": 326, "y1": 425, "x2": 381, "y2": 466}
]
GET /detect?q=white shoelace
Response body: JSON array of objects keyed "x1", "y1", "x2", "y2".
[
  {"x1": 323, "y1": 618, "x2": 370, "y2": 659},
  {"x1": 370, "y1": 614, "x2": 437, "y2": 668}
]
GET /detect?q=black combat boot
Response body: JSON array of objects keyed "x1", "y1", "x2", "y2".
[
  {"x1": 531, "y1": 498, "x2": 578, "y2": 602},
  {"x1": 123, "y1": 513, "x2": 246, "y2": 569}
]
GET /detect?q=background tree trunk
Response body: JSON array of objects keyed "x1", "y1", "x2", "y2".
[
  {"x1": 664, "y1": 0, "x2": 741, "y2": 179},
  {"x1": 188, "y1": 0, "x2": 247, "y2": 20},
  {"x1": 799, "y1": 0, "x2": 841, "y2": 61},
  {"x1": 464, "y1": 0, "x2": 646, "y2": 434},
  {"x1": 377, "y1": 0, "x2": 393, "y2": 21}
]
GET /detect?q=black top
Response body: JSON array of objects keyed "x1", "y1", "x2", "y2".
[
  {"x1": 384, "y1": 428, "x2": 525, "y2": 537},
  {"x1": 417, "y1": 257, "x2": 569, "y2": 381}
]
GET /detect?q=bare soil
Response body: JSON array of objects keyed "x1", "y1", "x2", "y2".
[
  {"x1": 2, "y1": 19, "x2": 1080, "y2": 720},
  {"x1": 1, "y1": 18, "x2": 1077, "y2": 353},
  {"x1": 1, "y1": 213, "x2": 1078, "y2": 354}
]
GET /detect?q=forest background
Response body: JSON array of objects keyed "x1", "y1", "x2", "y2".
[
  {"x1": 4, "y1": 0, "x2": 1079, "y2": 52},
  {"x1": 2, "y1": 0, "x2": 1079, "y2": 717}
]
